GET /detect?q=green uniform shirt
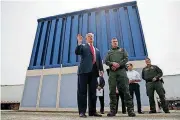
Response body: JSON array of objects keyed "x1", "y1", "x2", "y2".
[
  {"x1": 105, "y1": 47, "x2": 128, "y2": 69},
  {"x1": 142, "y1": 65, "x2": 163, "y2": 82}
]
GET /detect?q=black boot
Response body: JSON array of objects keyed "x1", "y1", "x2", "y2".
[
  {"x1": 149, "y1": 110, "x2": 157, "y2": 114},
  {"x1": 164, "y1": 109, "x2": 170, "y2": 113},
  {"x1": 128, "y1": 110, "x2": 136, "y2": 117}
]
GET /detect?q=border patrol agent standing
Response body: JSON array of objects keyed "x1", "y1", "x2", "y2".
[
  {"x1": 142, "y1": 58, "x2": 170, "y2": 114},
  {"x1": 105, "y1": 38, "x2": 135, "y2": 117}
]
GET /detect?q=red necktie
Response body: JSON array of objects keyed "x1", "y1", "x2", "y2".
[{"x1": 90, "y1": 44, "x2": 95, "y2": 64}]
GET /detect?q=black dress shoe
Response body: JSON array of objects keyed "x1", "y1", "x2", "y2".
[
  {"x1": 149, "y1": 110, "x2": 157, "y2": 114},
  {"x1": 79, "y1": 113, "x2": 87, "y2": 118},
  {"x1": 92, "y1": 113, "x2": 102, "y2": 117},
  {"x1": 164, "y1": 111, "x2": 170, "y2": 113},
  {"x1": 138, "y1": 111, "x2": 144, "y2": 114},
  {"x1": 122, "y1": 112, "x2": 126, "y2": 114},
  {"x1": 107, "y1": 111, "x2": 116, "y2": 117},
  {"x1": 100, "y1": 111, "x2": 104, "y2": 114}
]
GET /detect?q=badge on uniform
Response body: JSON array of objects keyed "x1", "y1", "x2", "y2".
[
  {"x1": 119, "y1": 48, "x2": 124, "y2": 52},
  {"x1": 145, "y1": 68, "x2": 149, "y2": 71},
  {"x1": 151, "y1": 66, "x2": 154, "y2": 69}
]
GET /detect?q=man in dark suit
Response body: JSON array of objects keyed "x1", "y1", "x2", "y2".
[
  {"x1": 96, "y1": 76, "x2": 105, "y2": 114},
  {"x1": 75, "y1": 33, "x2": 104, "y2": 118}
]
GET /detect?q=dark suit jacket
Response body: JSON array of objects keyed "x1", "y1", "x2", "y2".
[
  {"x1": 75, "y1": 43, "x2": 103, "y2": 76},
  {"x1": 97, "y1": 76, "x2": 105, "y2": 88}
]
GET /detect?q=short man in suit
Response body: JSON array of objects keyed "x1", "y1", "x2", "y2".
[
  {"x1": 96, "y1": 76, "x2": 105, "y2": 114},
  {"x1": 75, "y1": 33, "x2": 104, "y2": 118}
]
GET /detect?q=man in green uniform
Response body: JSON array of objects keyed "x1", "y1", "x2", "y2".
[
  {"x1": 105, "y1": 38, "x2": 135, "y2": 117},
  {"x1": 142, "y1": 58, "x2": 170, "y2": 114}
]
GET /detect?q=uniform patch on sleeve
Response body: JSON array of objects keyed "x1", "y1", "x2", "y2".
[{"x1": 119, "y1": 48, "x2": 124, "y2": 51}]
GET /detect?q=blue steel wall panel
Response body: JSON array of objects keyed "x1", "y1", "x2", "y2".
[
  {"x1": 70, "y1": 15, "x2": 79, "y2": 64},
  {"x1": 29, "y1": 22, "x2": 42, "y2": 69},
  {"x1": 39, "y1": 75, "x2": 58, "y2": 108},
  {"x1": 119, "y1": 7, "x2": 135, "y2": 57},
  {"x1": 28, "y1": 1, "x2": 147, "y2": 69},
  {"x1": 100, "y1": 11, "x2": 108, "y2": 58},
  {"x1": 62, "y1": 17, "x2": 71, "y2": 65},
  {"x1": 21, "y1": 76, "x2": 40, "y2": 107},
  {"x1": 82, "y1": 13, "x2": 88, "y2": 44},
  {"x1": 45, "y1": 20, "x2": 56, "y2": 67},
  {"x1": 109, "y1": 10, "x2": 117, "y2": 40},
  {"x1": 52, "y1": 18, "x2": 63, "y2": 66},
  {"x1": 36, "y1": 22, "x2": 48, "y2": 67},
  {"x1": 96, "y1": 12, "x2": 101, "y2": 54},
  {"x1": 127, "y1": 6, "x2": 145, "y2": 56},
  {"x1": 89, "y1": 12, "x2": 97, "y2": 47},
  {"x1": 59, "y1": 73, "x2": 78, "y2": 108}
]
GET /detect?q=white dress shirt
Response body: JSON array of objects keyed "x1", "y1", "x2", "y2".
[
  {"x1": 126, "y1": 70, "x2": 141, "y2": 83},
  {"x1": 97, "y1": 77, "x2": 100, "y2": 85}
]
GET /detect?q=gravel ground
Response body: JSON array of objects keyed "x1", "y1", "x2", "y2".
[{"x1": 1, "y1": 111, "x2": 180, "y2": 120}]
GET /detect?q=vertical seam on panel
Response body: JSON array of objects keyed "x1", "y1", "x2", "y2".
[
  {"x1": 36, "y1": 70, "x2": 43, "y2": 110},
  {"x1": 68, "y1": 18, "x2": 73, "y2": 63},
  {"x1": 56, "y1": 65, "x2": 62, "y2": 109},
  {"x1": 19, "y1": 76, "x2": 28, "y2": 108}
]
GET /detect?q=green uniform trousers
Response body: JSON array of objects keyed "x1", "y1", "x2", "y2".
[
  {"x1": 146, "y1": 81, "x2": 169, "y2": 111},
  {"x1": 108, "y1": 68, "x2": 134, "y2": 112}
]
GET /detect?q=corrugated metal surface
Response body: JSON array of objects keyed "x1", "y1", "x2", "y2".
[
  {"x1": 1, "y1": 85, "x2": 24, "y2": 103},
  {"x1": 163, "y1": 74, "x2": 180, "y2": 98},
  {"x1": 28, "y1": 1, "x2": 147, "y2": 70}
]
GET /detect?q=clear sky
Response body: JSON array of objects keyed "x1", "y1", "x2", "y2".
[{"x1": 1, "y1": 0, "x2": 180, "y2": 85}]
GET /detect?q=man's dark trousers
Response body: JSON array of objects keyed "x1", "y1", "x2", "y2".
[
  {"x1": 98, "y1": 91, "x2": 104, "y2": 112},
  {"x1": 129, "y1": 83, "x2": 142, "y2": 113},
  {"x1": 116, "y1": 91, "x2": 126, "y2": 113},
  {"x1": 77, "y1": 64, "x2": 98, "y2": 115}
]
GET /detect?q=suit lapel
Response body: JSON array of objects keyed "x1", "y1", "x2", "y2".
[{"x1": 85, "y1": 43, "x2": 90, "y2": 53}]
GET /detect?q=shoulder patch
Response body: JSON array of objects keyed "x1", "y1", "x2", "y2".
[
  {"x1": 151, "y1": 66, "x2": 155, "y2": 69},
  {"x1": 119, "y1": 48, "x2": 124, "y2": 52}
]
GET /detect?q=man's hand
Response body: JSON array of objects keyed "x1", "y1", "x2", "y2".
[
  {"x1": 152, "y1": 77, "x2": 157, "y2": 82},
  {"x1": 97, "y1": 86, "x2": 101, "y2": 90},
  {"x1": 99, "y1": 71, "x2": 104, "y2": 76},
  {"x1": 129, "y1": 80, "x2": 135, "y2": 84},
  {"x1": 111, "y1": 66, "x2": 116, "y2": 71},
  {"x1": 116, "y1": 88, "x2": 119, "y2": 94},
  {"x1": 135, "y1": 80, "x2": 141, "y2": 82},
  {"x1": 77, "y1": 34, "x2": 83, "y2": 44},
  {"x1": 112, "y1": 62, "x2": 120, "y2": 68}
]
